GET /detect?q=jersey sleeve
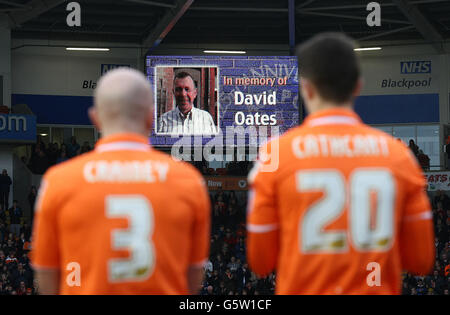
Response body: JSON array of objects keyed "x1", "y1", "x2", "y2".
[
  {"x1": 246, "y1": 141, "x2": 280, "y2": 276},
  {"x1": 401, "y1": 151, "x2": 432, "y2": 219},
  {"x1": 247, "y1": 141, "x2": 279, "y2": 232},
  {"x1": 31, "y1": 174, "x2": 61, "y2": 269},
  {"x1": 189, "y1": 175, "x2": 211, "y2": 267},
  {"x1": 398, "y1": 149, "x2": 435, "y2": 275}
]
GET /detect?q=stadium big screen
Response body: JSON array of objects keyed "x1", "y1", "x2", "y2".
[{"x1": 146, "y1": 56, "x2": 299, "y2": 151}]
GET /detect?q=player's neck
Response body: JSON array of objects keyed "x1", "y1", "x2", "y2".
[
  {"x1": 308, "y1": 101, "x2": 353, "y2": 115},
  {"x1": 100, "y1": 124, "x2": 150, "y2": 139}
]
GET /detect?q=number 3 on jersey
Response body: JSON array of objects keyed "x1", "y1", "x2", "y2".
[
  {"x1": 106, "y1": 195, "x2": 155, "y2": 282},
  {"x1": 297, "y1": 169, "x2": 394, "y2": 254}
]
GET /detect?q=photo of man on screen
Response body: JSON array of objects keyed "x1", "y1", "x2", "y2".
[{"x1": 158, "y1": 71, "x2": 217, "y2": 135}]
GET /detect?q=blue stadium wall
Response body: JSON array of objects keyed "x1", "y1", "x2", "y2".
[{"x1": 12, "y1": 92, "x2": 440, "y2": 126}]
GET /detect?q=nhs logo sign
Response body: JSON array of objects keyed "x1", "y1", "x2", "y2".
[
  {"x1": 101, "y1": 64, "x2": 130, "y2": 75},
  {"x1": 400, "y1": 61, "x2": 431, "y2": 74}
]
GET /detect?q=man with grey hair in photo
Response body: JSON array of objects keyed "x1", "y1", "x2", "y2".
[{"x1": 158, "y1": 71, "x2": 217, "y2": 135}]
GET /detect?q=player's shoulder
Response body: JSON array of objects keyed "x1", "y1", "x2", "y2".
[
  {"x1": 149, "y1": 149, "x2": 204, "y2": 180},
  {"x1": 278, "y1": 125, "x2": 303, "y2": 142},
  {"x1": 269, "y1": 124, "x2": 304, "y2": 153},
  {"x1": 359, "y1": 124, "x2": 421, "y2": 172},
  {"x1": 360, "y1": 123, "x2": 412, "y2": 154},
  {"x1": 43, "y1": 151, "x2": 98, "y2": 183}
]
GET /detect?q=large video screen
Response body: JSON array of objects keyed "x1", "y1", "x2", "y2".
[{"x1": 147, "y1": 56, "x2": 299, "y2": 147}]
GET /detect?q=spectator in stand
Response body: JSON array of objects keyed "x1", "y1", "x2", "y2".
[
  {"x1": 434, "y1": 190, "x2": 450, "y2": 211},
  {"x1": 206, "y1": 285, "x2": 214, "y2": 295},
  {"x1": 17, "y1": 281, "x2": 26, "y2": 296},
  {"x1": 221, "y1": 244, "x2": 231, "y2": 263},
  {"x1": 21, "y1": 224, "x2": 31, "y2": 244},
  {"x1": 217, "y1": 281, "x2": 228, "y2": 295},
  {"x1": 0, "y1": 169, "x2": 12, "y2": 211},
  {"x1": 227, "y1": 256, "x2": 240, "y2": 273},
  {"x1": 80, "y1": 141, "x2": 92, "y2": 154},
  {"x1": 417, "y1": 149, "x2": 431, "y2": 170},
  {"x1": 436, "y1": 237, "x2": 445, "y2": 259},
  {"x1": 56, "y1": 150, "x2": 69, "y2": 164},
  {"x1": 217, "y1": 225, "x2": 225, "y2": 239},
  {"x1": 446, "y1": 136, "x2": 450, "y2": 170},
  {"x1": 226, "y1": 205, "x2": 238, "y2": 229},
  {"x1": 8, "y1": 200, "x2": 22, "y2": 238},
  {"x1": 409, "y1": 139, "x2": 419, "y2": 157},
  {"x1": 224, "y1": 229, "x2": 238, "y2": 248},
  {"x1": 28, "y1": 186, "x2": 37, "y2": 227},
  {"x1": 236, "y1": 263, "x2": 252, "y2": 290},
  {"x1": 402, "y1": 280, "x2": 411, "y2": 295},
  {"x1": 427, "y1": 270, "x2": 445, "y2": 294},
  {"x1": 0, "y1": 219, "x2": 6, "y2": 243},
  {"x1": 67, "y1": 136, "x2": 80, "y2": 158},
  {"x1": 223, "y1": 269, "x2": 236, "y2": 292},
  {"x1": 215, "y1": 194, "x2": 226, "y2": 219},
  {"x1": 236, "y1": 246, "x2": 246, "y2": 263},
  {"x1": 47, "y1": 143, "x2": 59, "y2": 166},
  {"x1": 35, "y1": 135, "x2": 47, "y2": 152},
  {"x1": 204, "y1": 259, "x2": 213, "y2": 278},
  {"x1": 210, "y1": 234, "x2": 220, "y2": 257},
  {"x1": 416, "y1": 278, "x2": 427, "y2": 295},
  {"x1": 208, "y1": 270, "x2": 220, "y2": 289},
  {"x1": 30, "y1": 148, "x2": 49, "y2": 175},
  {"x1": 214, "y1": 254, "x2": 225, "y2": 275},
  {"x1": 60, "y1": 143, "x2": 67, "y2": 155},
  {"x1": 5, "y1": 252, "x2": 18, "y2": 265}
]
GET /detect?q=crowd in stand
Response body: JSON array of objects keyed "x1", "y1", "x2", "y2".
[
  {"x1": 402, "y1": 190, "x2": 450, "y2": 295},
  {"x1": 1, "y1": 134, "x2": 447, "y2": 295},
  {"x1": 1, "y1": 184, "x2": 447, "y2": 295},
  {"x1": 25, "y1": 136, "x2": 92, "y2": 175},
  {"x1": 408, "y1": 139, "x2": 431, "y2": 171},
  {"x1": 0, "y1": 198, "x2": 35, "y2": 295},
  {"x1": 191, "y1": 159, "x2": 253, "y2": 177},
  {"x1": 200, "y1": 191, "x2": 275, "y2": 295}
]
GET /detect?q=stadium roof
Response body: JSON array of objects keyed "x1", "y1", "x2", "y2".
[{"x1": 2, "y1": 0, "x2": 450, "y2": 53}]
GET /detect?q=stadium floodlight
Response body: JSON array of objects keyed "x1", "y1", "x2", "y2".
[
  {"x1": 204, "y1": 50, "x2": 246, "y2": 54},
  {"x1": 354, "y1": 47, "x2": 382, "y2": 51},
  {"x1": 66, "y1": 47, "x2": 110, "y2": 51}
]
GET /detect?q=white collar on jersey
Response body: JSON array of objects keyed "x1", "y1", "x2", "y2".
[
  {"x1": 96, "y1": 141, "x2": 150, "y2": 153},
  {"x1": 306, "y1": 115, "x2": 360, "y2": 127}
]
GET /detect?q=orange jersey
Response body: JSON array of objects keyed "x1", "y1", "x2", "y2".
[
  {"x1": 32, "y1": 133, "x2": 210, "y2": 294},
  {"x1": 247, "y1": 108, "x2": 435, "y2": 295}
]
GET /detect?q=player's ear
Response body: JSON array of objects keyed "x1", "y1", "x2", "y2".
[
  {"x1": 352, "y1": 77, "x2": 363, "y2": 99},
  {"x1": 145, "y1": 111, "x2": 153, "y2": 132},
  {"x1": 88, "y1": 107, "x2": 101, "y2": 131},
  {"x1": 300, "y1": 78, "x2": 314, "y2": 102},
  {"x1": 144, "y1": 103, "x2": 154, "y2": 132}
]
